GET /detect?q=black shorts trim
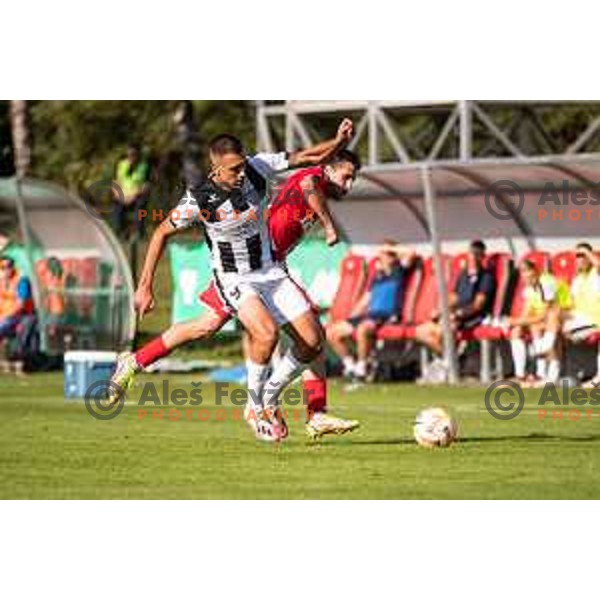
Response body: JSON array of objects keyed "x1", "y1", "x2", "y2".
[{"x1": 212, "y1": 271, "x2": 237, "y2": 313}]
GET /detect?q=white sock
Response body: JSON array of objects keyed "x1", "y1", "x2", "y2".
[
  {"x1": 342, "y1": 356, "x2": 355, "y2": 374},
  {"x1": 270, "y1": 343, "x2": 284, "y2": 372},
  {"x1": 510, "y1": 339, "x2": 527, "y2": 379},
  {"x1": 538, "y1": 331, "x2": 557, "y2": 355},
  {"x1": 263, "y1": 350, "x2": 306, "y2": 411},
  {"x1": 547, "y1": 359, "x2": 560, "y2": 383},
  {"x1": 355, "y1": 360, "x2": 367, "y2": 378},
  {"x1": 536, "y1": 357, "x2": 547, "y2": 379},
  {"x1": 246, "y1": 360, "x2": 270, "y2": 412}
]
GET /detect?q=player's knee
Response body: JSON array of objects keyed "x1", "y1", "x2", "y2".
[
  {"x1": 356, "y1": 321, "x2": 374, "y2": 337},
  {"x1": 415, "y1": 324, "x2": 428, "y2": 341},
  {"x1": 253, "y1": 321, "x2": 279, "y2": 349},
  {"x1": 296, "y1": 331, "x2": 324, "y2": 363}
]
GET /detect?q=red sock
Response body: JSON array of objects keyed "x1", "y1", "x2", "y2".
[
  {"x1": 135, "y1": 336, "x2": 170, "y2": 368},
  {"x1": 303, "y1": 377, "x2": 327, "y2": 420}
]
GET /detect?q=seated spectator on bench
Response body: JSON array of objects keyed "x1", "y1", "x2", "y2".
[
  {"x1": 416, "y1": 240, "x2": 495, "y2": 360},
  {"x1": 508, "y1": 260, "x2": 567, "y2": 386},
  {"x1": 0, "y1": 255, "x2": 34, "y2": 343},
  {"x1": 327, "y1": 242, "x2": 414, "y2": 382},
  {"x1": 562, "y1": 242, "x2": 600, "y2": 387}
]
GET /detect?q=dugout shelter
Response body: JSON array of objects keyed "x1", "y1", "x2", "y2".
[
  {"x1": 257, "y1": 101, "x2": 600, "y2": 383},
  {"x1": 0, "y1": 177, "x2": 135, "y2": 355}
]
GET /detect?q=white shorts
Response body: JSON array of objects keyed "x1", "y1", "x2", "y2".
[
  {"x1": 215, "y1": 272, "x2": 311, "y2": 326},
  {"x1": 563, "y1": 313, "x2": 599, "y2": 341}
]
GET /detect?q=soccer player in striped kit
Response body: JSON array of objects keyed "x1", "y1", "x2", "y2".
[{"x1": 110, "y1": 120, "x2": 356, "y2": 441}]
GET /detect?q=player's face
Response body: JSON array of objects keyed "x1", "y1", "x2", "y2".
[
  {"x1": 378, "y1": 250, "x2": 397, "y2": 272},
  {"x1": 0, "y1": 260, "x2": 13, "y2": 283},
  {"x1": 467, "y1": 246, "x2": 485, "y2": 272},
  {"x1": 325, "y1": 161, "x2": 357, "y2": 199},
  {"x1": 521, "y1": 265, "x2": 537, "y2": 286},
  {"x1": 127, "y1": 148, "x2": 139, "y2": 163},
  {"x1": 210, "y1": 152, "x2": 247, "y2": 191},
  {"x1": 576, "y1": 250, "x2": 591, "y2": 273}
]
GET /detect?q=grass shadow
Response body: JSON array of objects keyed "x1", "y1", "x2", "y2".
[{"x1": 348, "y1": 432, "x2": 600, "y2": 446}]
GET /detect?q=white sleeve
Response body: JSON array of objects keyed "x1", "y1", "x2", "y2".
[
  {"x1": 168, "y1": 189, "x2": 202, "y2": 230},
  {"x1": 249, "y1": 152, "x2": 289, "y2": 179},
  {"x1": 541, "y1": 278, "x2": 557, "y2": 301}
]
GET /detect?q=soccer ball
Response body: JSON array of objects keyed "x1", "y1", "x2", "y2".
[{"x1": 414, "y1": 407, "x2": 458, "y2": 448}]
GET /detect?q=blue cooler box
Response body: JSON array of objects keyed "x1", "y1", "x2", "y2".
[{"x1": 64, "y1": 351, "x2": 118, "y2": 399}]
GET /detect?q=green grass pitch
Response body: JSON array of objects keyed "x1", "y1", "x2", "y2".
[{"x1": 1, "y1": 372, "x2": 600, "y2": 499}]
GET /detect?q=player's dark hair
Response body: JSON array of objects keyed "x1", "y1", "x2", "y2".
[
  {"x1": 576, "y1": 242, "x2": 593, "y2": 253},
  {"x1": 0, "y1": 255, "x2": 14, "y2": 268},
  {"x1": 521, "y1": 259, "x2": 538, "y2": 272},
  {"x1": 209, "y1": 134, "x2": 245, "y2": 157},
  {"x1": 470, "y1": 239, "x2": 486, "y2": 253},
  {"x1": 329, "y1": 149, "x2": 361, "y2": 171},
  {"x1": 47, "y1": 256, "x2": 63, "y2": 277}
]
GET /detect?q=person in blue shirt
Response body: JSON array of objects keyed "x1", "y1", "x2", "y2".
[
  {"x1": 416, "y1": 239, "x2": 495, "y2": 359},
  {"x1": 327, "y1": 241, "x2": 415, "y2": 381}
]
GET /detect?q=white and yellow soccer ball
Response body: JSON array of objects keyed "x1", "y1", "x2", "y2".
[{"x1": 414, "y1": 407, "x2": 458, "y2": 448}]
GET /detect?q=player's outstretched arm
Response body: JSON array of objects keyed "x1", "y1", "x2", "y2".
[
  {"x1": 288, "y1": 118, "x2": 354, "y2": 168},
  {"x1": 300, "y1": 175, "x2": 340, "y2": 246},
  {"x1": 135, "y1": 219, "x2": 178, "y2": 318}
]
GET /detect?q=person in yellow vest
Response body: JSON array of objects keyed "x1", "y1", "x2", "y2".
[
  {"x1": 112, "y1": 142, "x2": 152, "y2": 238},
  {"x1": 0, "y1": 256, "x2": 34, "y2": 341},
  {"x1": 562, "y1": 242, "x2": 600, "y2": 387},
  {"x1": 508, "y1": 260, "x2": 568, "y2": 385}
]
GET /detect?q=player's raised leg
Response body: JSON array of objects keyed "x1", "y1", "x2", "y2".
[{"x1": 110, "y1": 308, "x2": 229, "y2": 404}]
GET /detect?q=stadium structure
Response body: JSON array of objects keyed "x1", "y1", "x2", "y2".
[
  {"x1": 0, "y1": 178, "x2": 135, "y2": 356},
  {"x1": 256, "y1": 101, "x2": 600, "y2": 382}
]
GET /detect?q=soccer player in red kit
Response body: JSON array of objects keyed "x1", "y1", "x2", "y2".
[
  {"x1": 113, "y1": 148, "x2": 361, "y2": 440},
  {"x1": 202, "y1": 149, "x2": 361, "y2": 438}
]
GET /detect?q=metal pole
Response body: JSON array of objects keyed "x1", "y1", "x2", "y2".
[
  {"x1": 285, "y1": 102, "x2": 295, "y2": 152},
  {"x1": 14, "y1": 177, "x2": 47, "y2": 353},
  {"x1": 421, "y1": 164, "x2": 459, "y2": 384},
  {"x1": 459, "y1": 100, "x2": 472, "y2": 161},
  {"x1": 255, "y1": 101, "x2": 275, "y2": 153},
  {"x1": 368, "y1": 102, "x2": 379, "y2": 166}
]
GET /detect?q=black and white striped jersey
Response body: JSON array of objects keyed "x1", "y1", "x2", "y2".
[{"x1": 169, "y1": 152, "x2": 289, "y2": 278}]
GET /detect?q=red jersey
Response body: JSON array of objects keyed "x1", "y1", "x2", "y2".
[
  {"x1": 198, "y1": 167, "x2": 328, "y2": 320},
  {"x1": 268, "y1": 166, "x2": 328, "y2": 261}
]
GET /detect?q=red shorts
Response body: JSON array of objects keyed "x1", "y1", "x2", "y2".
[{"x1": 198, "y1": 280, "x2": 235, "y2": 321}]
